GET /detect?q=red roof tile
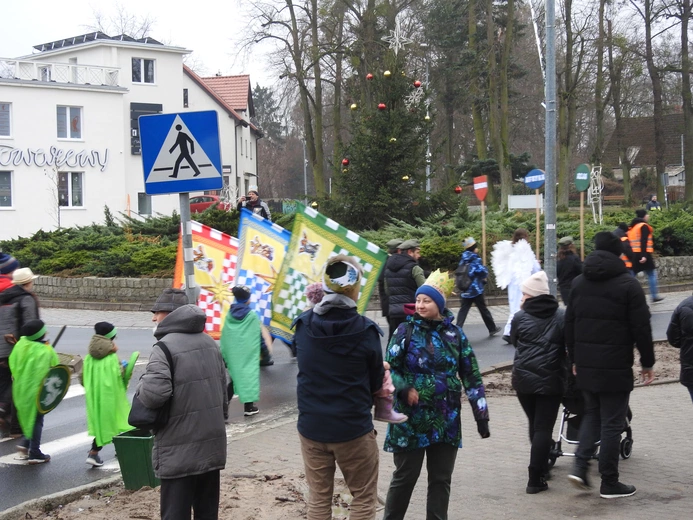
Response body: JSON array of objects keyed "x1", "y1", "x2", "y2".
[{"x1": 201, "y1": 75, "x2": 254, "y2": 116}]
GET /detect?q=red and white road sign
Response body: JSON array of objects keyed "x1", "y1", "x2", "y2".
[{"x1": 474, "y1": 175, "x2": 488, "y2": 201}]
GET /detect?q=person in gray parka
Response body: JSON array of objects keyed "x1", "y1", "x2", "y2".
[{"x1": 137, "y1": 291, "x2": 228, "y2": 520}]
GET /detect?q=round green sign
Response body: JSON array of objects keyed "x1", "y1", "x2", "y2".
[
  {"x1": 575, "y1": 164, "x2": 591, "y2": 192},
  {"x1": 37, "y1": 365, "x2": 71, "y2": 414}
]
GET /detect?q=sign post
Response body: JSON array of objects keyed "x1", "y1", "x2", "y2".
[
  {"x1": 473, "y1": 176, "x2": 489, "y2": 264},
  {"x1": 524, "y1": 169, "x2": 546, "y2": 258},
  {"x1": 574, "y1": 164, "x2": 591, "y2": 260},
  {"x1": 140, "y1": 110, "x2": 223, "y2": 304}
]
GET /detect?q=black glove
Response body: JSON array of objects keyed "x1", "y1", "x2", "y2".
[{"x1": 477, "y1": 420, "x2": 490, "y2": 439}]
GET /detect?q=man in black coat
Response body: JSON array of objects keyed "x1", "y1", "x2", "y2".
[
  {"x1": 383, "y1": 239, "x2": 426, "y2": 341},
  {"x1": 666, "y1": 297, "x2": 693, "y2": 403},
  {"x1": 565, "y1": 231, "x2": 655, "y2": 499}
]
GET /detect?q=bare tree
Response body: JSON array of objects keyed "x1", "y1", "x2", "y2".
[{"x1": 84, "y1": 2, "x2": 156, "y2": 38}]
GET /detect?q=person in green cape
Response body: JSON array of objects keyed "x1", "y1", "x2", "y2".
[
  {"x1": 220, "y1": 286, "x2": 272, "y2": 416},
  {"x1": 9, "y1": 319, "x2": 58, "y2": 464},
  {"x1": 81, "y1": 322, "x2": 133, "y2": 467}
]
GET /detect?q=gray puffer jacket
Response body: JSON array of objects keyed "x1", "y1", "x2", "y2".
[
  {"x1": 137, "y1": 304, "x2": 228, "y2": 478},
  {"x1": 0, "y1": 285, "x2": 39, "y2": 358}
]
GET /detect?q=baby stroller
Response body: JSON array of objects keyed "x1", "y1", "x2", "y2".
[{"x1": 548, "y1": 392, "x2": 634, "y2": 468}]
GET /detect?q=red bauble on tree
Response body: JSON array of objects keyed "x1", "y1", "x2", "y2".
[
  {"x1": 454, "y1": 185, "x2": 462, "y2": 194},
  {"x1": 342, "y1": 158, "x2": 350, "y2": 166},
  {"x1": 378, "y1": 103, "x2": 387, "y2": 110},
  {"x1": 414, "y1": 80, "x2": 422, "y2": 88},
  {"x1": 366, "y1": 73, "x2": 374, "y2": 81}
]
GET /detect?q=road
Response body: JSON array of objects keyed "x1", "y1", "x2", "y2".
[{"x1": 0, "y1": 307, "x2": 676, "y2": 511}]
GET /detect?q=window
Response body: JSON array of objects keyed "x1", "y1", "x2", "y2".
[
  {"x1": 0, "y1": 103, "x2": 10, "y2": 137},
  {"x1": 245, "y1": 139, "x2": 248, "y2": 157},
  {"x1": 138, "y1": 192, "x2": 152, "y2": 215},
  {"x1": 0, "y1": 171, "x2": 11, "y2": 207},
  {"x1": 58, "y1": 171, "x2": 83, "y2": 207},
  {"x1": 183, "y1": 88, "x2": 189, "y2": 108},
  {"x1": 57, "y1": 106, "x2": 82, "y2": 139},
  {"x1": 250, "y1": 141, "x2": 253, "y2": 160},
  {"x1": 132, "y1": 58, "x2": 155, "y2": 84}
]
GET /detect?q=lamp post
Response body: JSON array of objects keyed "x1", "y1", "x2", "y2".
[
  {"x1": 302, "y1": 139, "x2": 308, "y2": 205},
  {"x1": 421, "y1": 43, "x2": 431, "y2": 192}
]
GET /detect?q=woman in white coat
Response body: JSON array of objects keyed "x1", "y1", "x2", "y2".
[{"x1": 491, "y1": 228, "x2": 541, "y2": 343}]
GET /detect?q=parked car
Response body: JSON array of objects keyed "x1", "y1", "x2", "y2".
[{"x1": 189, "y1": 195, "x2": 231, "y2": 213}]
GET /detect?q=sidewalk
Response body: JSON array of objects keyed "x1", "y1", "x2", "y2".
[{"x1": 225, "y1": 382, "x2": 693, "y2": 519}]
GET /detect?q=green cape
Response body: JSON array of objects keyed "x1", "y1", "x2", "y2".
[
  {"x1": 220, "y1": 309, "x2": 260, "y2": 403},
  {"x1": 8, "y1": 337, "x2": 59, "y2": 439},
  {"x1": 83, "y1": 353, "x2": 133, "y2": 446}
]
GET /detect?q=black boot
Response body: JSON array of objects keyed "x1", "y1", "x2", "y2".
[{"x1": 526, "y1": 467, "x2": 548, "y2": 494}]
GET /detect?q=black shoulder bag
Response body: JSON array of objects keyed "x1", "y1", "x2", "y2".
[{"x1": 128, "y1": 341, "x2": 174, "y2": 431}]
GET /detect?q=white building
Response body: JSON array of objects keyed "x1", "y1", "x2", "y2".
[{"x1": 0, "y1": 32, "x2": 261, "y2": 240}]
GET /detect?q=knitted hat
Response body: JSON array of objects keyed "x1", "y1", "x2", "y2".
[
  {"x1": 399, "y1": 239, "x2": 420, "y2": 251},
  {"x1": 12, "y1": 267, "x2": 37, "y2": 285},
  {"x1": 248, "y1": 186, "x2": 259, "y2": 196},
  {"x1": 151, "y1": 288, "x2": 189, "y2": 313},
  {"x1": 21, "y1": 319, "x2": 47, "y2": 342},
  {"x1": 521, "y1": 271, "x2": 550, "y2": 297},
  {"x1": 304, "y1": 282, "x2": 325, "y2": 305},
  {"x1": 635, "y1": 209, "x2": 647, "y2": 219},
  {"x1": 386, "y1": 238, "x2": 403, "y2": 253},
  {"x1": 594, "y1": 231, "x2": 622, "y2": 257},
  {"x1": 462, "y1": 237, "x2": 477, "y2": 251},
  {"x1": 232, "y1": 285, "x2": 251, "y2": 303},
  {"x1": 323, "y1": 255, "x2": 363, "y2": 294},
  {"x1": 95, "y1": 321, "x2": 117, "y2": 339},
  {"x1": 558, "y1": 236, "x2": 574, "y2": 246},
  {"x1": 0, "y1": 253, "x2": 19, "y2": 275},
  {"x1": 415, "y1": 269, "x2": 455, "y2": 313}
]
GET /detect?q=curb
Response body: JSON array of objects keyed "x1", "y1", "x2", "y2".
[{"x1": 0, "y1": 476, "x2": 122, "y2": 520}]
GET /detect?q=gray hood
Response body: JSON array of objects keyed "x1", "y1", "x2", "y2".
[{"x1": 154, "y1": 304, "x2": 206, "y2": 339}]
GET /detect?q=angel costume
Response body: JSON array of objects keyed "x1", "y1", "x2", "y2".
[{"x1": 491, "y1": 239, "x2": 541, "y2": 337}]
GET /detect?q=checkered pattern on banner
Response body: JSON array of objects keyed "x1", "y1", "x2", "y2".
[
  {"x1": 274, "y1": 267, "x2": 308, "y2": 321},
  {"x1": 198, "y1": 288, "x2": 223, "y2": 333},
  {"x1": 235, "y1": 268, "x2": 273, "y2": 326},
  {"x1": 221, "y1": 253, "x2": 237, "y2": 283}
]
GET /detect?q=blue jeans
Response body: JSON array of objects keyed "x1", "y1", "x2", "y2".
[
  {"x1": 19, "y1": 413, "x2": 45, "y2": 457},
  {"x1": 644, "y1": 269, "x2": 659, "y2": 300}
]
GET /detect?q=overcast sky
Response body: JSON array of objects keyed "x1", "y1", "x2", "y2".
[{"x1": 2, "y1": 0, "x2": 275, "y2": 87}]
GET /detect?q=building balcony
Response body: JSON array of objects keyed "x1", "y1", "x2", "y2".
[{"x1": 0, "y1": 59, "x2": 119, "y2": 87}]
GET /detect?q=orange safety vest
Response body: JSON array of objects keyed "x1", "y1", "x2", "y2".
[
  {"x1": 627, "y1": 222, "x2": 654, "y2": 253},
  {"x1": 619, "y1": 236, "x2": 632, "y2": 269}
]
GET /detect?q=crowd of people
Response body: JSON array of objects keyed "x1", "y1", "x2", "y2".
[{"x1": 1, "y1": 204, "x2": 693, "y2": 519}]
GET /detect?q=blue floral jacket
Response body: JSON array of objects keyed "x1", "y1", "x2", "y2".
[
  {"x1": 384, "y1": 310, "x2": 489, "y2": 453},
  {"x1": 459, "y1": 250, "x2": 488, "y2": 299}
]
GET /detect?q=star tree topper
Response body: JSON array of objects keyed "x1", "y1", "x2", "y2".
[{"x1": 382, "y1": 18, "x2": 413, "y2": 56}]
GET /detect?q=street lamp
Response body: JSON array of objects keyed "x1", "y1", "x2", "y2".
[{"x1": 420, "y1": 43, "x2": 431, "y2": 193}]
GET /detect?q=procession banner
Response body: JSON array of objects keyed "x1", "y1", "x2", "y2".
[
  {"x1": 235, "y1": 209, "x2": 291, "y2": 339},
  {"x1": 271, "y1": 203, "x2": 388, "y2": 343},
  {"x1": 174, "y1": 221, "x2": 238, "y2": 339}
]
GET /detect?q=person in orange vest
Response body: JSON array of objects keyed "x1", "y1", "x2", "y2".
[
  {"x1": 612, "y1": 223, "x2": 634, "y2": 275},
  {"x1": 627, "y1": 209, "x2": 663, "y2": 303}
]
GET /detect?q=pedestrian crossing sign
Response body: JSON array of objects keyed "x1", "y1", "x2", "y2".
[{"x1": 140, "y1": 110, "x2": 223, "y2": 195}]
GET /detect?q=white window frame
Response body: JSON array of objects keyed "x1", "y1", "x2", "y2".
[
  {"x1": 0, "y1": 170, "x2": 12, "y2": 208},
  {"x1": 57, "y1": 106, "x2": 83, "y2": 140},
  {"x1": 58, "y1": 171, "x2": 84, "y2": 208},
  {"x1": 132, "y1": 58, "x2": 156, "y2": 84},
  {"x1": 0, "y1": 103, "x2": 11, "y2": 138}
]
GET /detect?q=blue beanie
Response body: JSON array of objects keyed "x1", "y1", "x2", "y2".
[
  {"x1": 415, "y1": 285, "x2": 445, "y2": 314},
  {"x1": 0, "y1": 253, "x2": 19, "y2": 275}
]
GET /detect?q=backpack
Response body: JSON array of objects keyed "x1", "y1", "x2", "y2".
[
  {"x1": 0, "y1": 300, "x2": 21, "y2": 355},
  {"x1": 454, "y1": 263, "x2": 472, "y2": 292}
]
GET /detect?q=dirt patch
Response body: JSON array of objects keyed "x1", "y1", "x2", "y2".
[{"x1": 482, "y1": 340, "x2": 681, "y2": 396}]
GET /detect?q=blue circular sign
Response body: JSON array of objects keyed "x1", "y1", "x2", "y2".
[{"x1": 525, "y1": 169, "x2": 546, "y2": 190}]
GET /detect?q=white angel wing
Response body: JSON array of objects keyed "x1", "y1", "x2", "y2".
[
  {"x1": 510, "y1": 239, "x2": 541, "y2": 284},
  {"x1": 490, "y1": 240, "x2": 514, "y2": 289}
]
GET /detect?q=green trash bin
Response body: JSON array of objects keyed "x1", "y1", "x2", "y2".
[{"x1": 112, "y1": 429, "x2": 160, "y2": 490}]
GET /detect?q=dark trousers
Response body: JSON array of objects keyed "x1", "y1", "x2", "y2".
[
  {"x1": 387, "y1": 316, "x2": 405, "y2": 343},
  {"x1": 160, "y1": 469, "x2": 221, "y2": 520},
  {"x1": 687, "y1": 386, "x2": 693, "y2": 404},
  {"x1": 574, "y1": 390, "x2": 630, "y2": 484},
  {"x1": 558, "y1": 286, "x2": 571, "y2": 306},
  {"x1": 456, "y1": 295, "x2": 497, "y2": 332},
  {"x1": 516, "y1": 393, "x2": 562, "y2": 473},
  {"x1": 19, "y1": 413, "x2": 45, "y2": 457},
  {"x1": 91, "y1": 439, "x2": 102, "y2": 452},
  {"x1": 383, "y1": 443, "x2": 458, "y2": 520}
]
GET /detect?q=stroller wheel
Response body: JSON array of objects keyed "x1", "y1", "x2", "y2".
[{"x1": 620, "y1": 437, "x2": 633, "y2": 459}]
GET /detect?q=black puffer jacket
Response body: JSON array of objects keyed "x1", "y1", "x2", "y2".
[
  {"x1": 565, "y1": 250, "x2": 654, "y2": 393},
  {"x1": 510, "y1": 295, "x2": 566, "y2": 395},
  {"x1": 666, "y1": 295, "x2": 693, "y2": 388},
  {"x1": 384, "y1": 254, "x2": 418, "y2": 318}
]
